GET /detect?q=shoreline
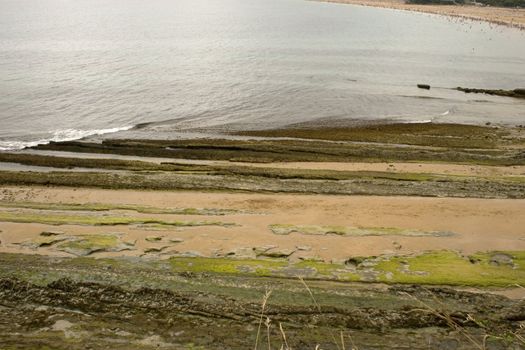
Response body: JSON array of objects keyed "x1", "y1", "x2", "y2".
[
  {"x1": 1, "y1": 121, "x2": 524, "y2": 347},
  {"x1": 0, "y1": 122, "x2": 523, "y2": 199},
  {"x1": 315, "y1": 0, "x2": 525, "y2": 30}
]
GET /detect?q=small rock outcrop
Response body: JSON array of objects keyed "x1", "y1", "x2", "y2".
[{"x1": 489, "y1": 253, "x2": 514, "y2": 267}]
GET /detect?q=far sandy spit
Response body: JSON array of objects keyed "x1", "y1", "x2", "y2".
[{"x1": 317, "y1": 0, "x2": 525, "y2": 29}]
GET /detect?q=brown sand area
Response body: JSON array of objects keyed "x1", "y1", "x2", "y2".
[{"x1": 1, "y1": 186, "x2": 524, "y2": 261}]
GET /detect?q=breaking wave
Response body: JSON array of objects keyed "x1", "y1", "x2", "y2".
[{"x1": 0, "y1": 126, "x2": 133, "y2": 151}]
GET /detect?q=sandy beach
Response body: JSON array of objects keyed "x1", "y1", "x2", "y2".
[
  {"x1": 1, "y1": 186, "x2": 524, "y2": 261},
  {"x1": 317, "y1": 0, "x2": 525, "y2": 29}
]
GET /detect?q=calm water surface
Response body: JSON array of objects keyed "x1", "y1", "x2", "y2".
[{"x1": 1, "y1": 0, "x2": 525, "y2": 149}]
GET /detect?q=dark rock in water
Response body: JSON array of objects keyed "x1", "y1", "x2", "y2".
[
  {"x1": 457, "y1": 87, "x2": 525, "y2": 99},
  {"x1": 417, "y1": 84, "x2": 431, "y2": 90}
]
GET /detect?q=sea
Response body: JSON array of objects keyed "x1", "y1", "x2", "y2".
[{"x1": 1, "y1": 0, "x2": 525, "y2": 150}]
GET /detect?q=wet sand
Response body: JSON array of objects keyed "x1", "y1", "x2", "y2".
[
  {"x1": 243, "y1": 161, "x2": 525, "y2": 177},
  {"x1": 12, "y1": 150, "x2": 525, "y2": 177}
]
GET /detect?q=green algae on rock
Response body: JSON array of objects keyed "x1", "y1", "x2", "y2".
[
  {"x1": 0, "y1": 210, "x2": 234, "y2": 227},
  {"x1": 55, "y1": 234, "x2": 136, "y2": 256},
  {"x1": 169, "y1": 250, "x2": 525, "y2": 287},
  {"x1": 374, "y1": 251, "x2": 525, "y2": 286},
  {"x1": 2, "y1": 251, "x2": 524, "y2": 350},
  {"x1": 14, "y1": 233, "x2": 136, "y2": 256}
]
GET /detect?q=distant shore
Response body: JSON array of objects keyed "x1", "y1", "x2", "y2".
[{"x1": 316, "y1": 0, "x2": 525, "y2": 29}]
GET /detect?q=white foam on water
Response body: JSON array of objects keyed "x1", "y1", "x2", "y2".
[
  {"x1": 402, "y1": 119, "x2": 433, "y2": 124},
  {"x1": 0, "y1": 126, "x2": 133, "y2": 151}
]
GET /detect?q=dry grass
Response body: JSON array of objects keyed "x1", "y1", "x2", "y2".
[
  {"x1": 254, "y1": 277, "x2": 357, "y2": 350},
  {"x1": 401, "y1": 290, "x2": 484, "y2": 349},
  {"x1": 254, "y1": 280, "x2": 525, "y2": 349},
  {"x1": 255, "y1": 288, "x2": 272, "y2": 350},
  {"x1": 402, "y1": 287, "x2": 525, "y2": 350},
  {"x1": 279, "y1": 323, "x2": 290, "y2": 350}
]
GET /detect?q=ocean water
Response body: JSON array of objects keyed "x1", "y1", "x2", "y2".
[{"x1": 1, "y1": 0, "x2": 525, "y2": 149}]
